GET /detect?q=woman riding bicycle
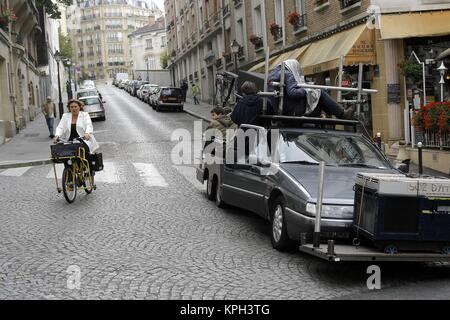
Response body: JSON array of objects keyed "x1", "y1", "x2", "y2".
[{"x1": 53, "y1": 99, "x2": 99, "y2": 173}]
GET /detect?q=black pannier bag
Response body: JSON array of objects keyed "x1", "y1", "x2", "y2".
[
  {"x1": 50, "y1": 143, "x2": 81, "y2": 163},
  {"x1": 91, "y1": 153, "x2": 104, "y2": 171}
]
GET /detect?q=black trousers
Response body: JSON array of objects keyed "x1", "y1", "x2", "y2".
[{"x1": 307, "y1": 90, "x2": 344, "y2": 118}]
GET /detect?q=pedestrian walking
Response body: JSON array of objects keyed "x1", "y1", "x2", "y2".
[
  {"x1": 42, "y1": 96, "x2": 57, "y2": 138},
  {"x1": 192, "y1": 83, "x2": 200, "y2": 105}
]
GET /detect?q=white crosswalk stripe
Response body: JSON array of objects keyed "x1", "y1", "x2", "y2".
[
  {"x1": 0, "y1": 167, "x2": 32, "y2": 177},
  {"x1": 132, "y1": 163, "x2": 168, "y2": 187},
  {"x1": 4, "y1": 162, "x2": 205, "y2": 191},
  {"x1": 172, "y1": 165, "x2": 204, "y2": 191},
  {"x1": 94, "y1": 162, "x2": 121, "y2": 184},
  {"x1": 46, "y1": 164, "x2": 64, "y2": 179}
]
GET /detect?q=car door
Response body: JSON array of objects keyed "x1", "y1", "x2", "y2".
[{"x1": 221, "y1": 125, "x2": 269, "y2": 215}]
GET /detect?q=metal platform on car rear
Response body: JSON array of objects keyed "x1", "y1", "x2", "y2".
[{"x1": 299, "y1": 244, "x2": 450, "y2": 262}]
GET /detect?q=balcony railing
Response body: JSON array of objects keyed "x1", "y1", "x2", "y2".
[
  {"x1": 419, "y1": 130, "x2": 450, "y2": 149},
  {"x1": 237, "y1": 45, "x2": 244, "y2": 59},
  {"x1": 292, "y1": 14, "x2": 307, "y2": 31},
  {"x1": 224, "y1": 52, "x2": 232, "y2": 65},
  {"x1": 340, "y1": 0, "x2": 361, "y2": 9},
  {"x1": 223, "y1": 4, "x2": 230, "y2": 17}
]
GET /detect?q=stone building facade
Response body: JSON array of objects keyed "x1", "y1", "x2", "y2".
[
  {"x1": 67, "y1": 0, "x2": 162, "y2": 82},
  {"x1": 0, "y1": 0, "x2": 60, "y2": 143}
]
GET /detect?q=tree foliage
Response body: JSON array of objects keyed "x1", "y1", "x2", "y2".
[
  {"x1": 160, "y1": 51, "x2": 169, "y2": 69},
  {"x1": 58, "y1": 30, "x2": 73, "y2": 63},
  {"x1": 37, "y1": 0, "x2": 73, "y2": 19}
]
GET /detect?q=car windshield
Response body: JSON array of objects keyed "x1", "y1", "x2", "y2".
[
  {"x1": 80, "y1": 98, "x2": 99, "y2": 106},
  {"x1": 278, "y1": 131, "x2": 390, "y2": 168},
  {"x1": 161, "y1": 88, "x2": 182, "y2": 97},
  {"x1": 78, "y1": 91, "x2": 97, "y2": 98}
]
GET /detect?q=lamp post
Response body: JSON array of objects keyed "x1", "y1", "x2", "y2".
[
  {"x1": 66, "y1": 59, "x2": 73, "y2": 100},
  {"x1": 146, "y1": 58, "x2": 149, "y2": 81},
  {"x1": 54, "y1": 50, "x2": 64, "y2": 119},
  {"x1": 437, "y1": 61, "x2": 447, "y2": 102},
  {"x1": 230, "y1": 40, "x2": 240, "y2": 75}
]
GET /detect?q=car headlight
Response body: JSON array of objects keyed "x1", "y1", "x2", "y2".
[{"x1": 306, "y1": 203, "x2": 354, "y2": 219}]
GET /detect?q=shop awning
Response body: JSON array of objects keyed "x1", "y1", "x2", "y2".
[
  {"x1": 248, "y1": 44, "x2": 310, "y2": 73},
  {"x1": 380, "y1": 11, "x2": 450, "y2": 40},
  {"x1": 301, "y1": 24, "x2": 376, "y2": 76},
  {"x1": 436, "y1": 48, "x2": 450, "y2": 61}
]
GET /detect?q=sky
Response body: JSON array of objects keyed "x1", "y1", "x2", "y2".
[{"x1": 152, "y1": 0, "x2": 164, "y2": 11}]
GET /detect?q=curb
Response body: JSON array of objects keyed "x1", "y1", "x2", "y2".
[
  {"x1": 183, "y1": 109, "x2": 210, "y2": 122},
  {"x1": 0, "y1": 159, "x2": 53, "y2": 170}
]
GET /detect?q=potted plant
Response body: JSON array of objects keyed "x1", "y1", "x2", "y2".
[
  {"x1": 287, "y1": 12, "x2": 301, "y2": 25},
  {"x1": 398, "y1": 60, "x2": 423, "y2": 82},
  {"x1": 414, "y1": 101, "x2": 450, "y2": 132},
  {"x1": 269, "y1": 22, "x2": 281, "y2": 36},
  {"x1": 0, "y1": 9, "x2": 18, "y2": 32},
  {"x1": 249, "y1": 34, "x2": 263, "y2": 48}
]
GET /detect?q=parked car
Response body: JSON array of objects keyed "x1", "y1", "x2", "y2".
[
  {"x1": 82, "y1": 80, "x2": 95, "y2": 89},
  {"x1": 196, "y1": 120, "x2": 403, "y2": 251},
  {"x1": 132, "y1": 81, "x2": 147, "y2": 97},
  {"x1": 147, "y1": 85, "x2": 161, "y2": 105},
  {"x1": 140, "y1": 84, "x2": 158, "y2": 103},
  {"x1": 76, "y1": 88, "x2": 102, "y2": 101},
  {"x1": 119, "y1": 79, "x2": 128, "y2": 89},
  {"x1": 151, "y1": 87, "x2": 184, "y2": 112},
  {"x1": 78, "y1": 96, "x2": 106, "y2": 121}
]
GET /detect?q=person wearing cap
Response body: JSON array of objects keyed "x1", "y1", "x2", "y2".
[{"x1": 42, "y1": 96, "x2": 57, "y2": 138}]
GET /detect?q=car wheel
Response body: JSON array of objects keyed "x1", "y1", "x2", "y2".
[
  {"x1": 156, "y1": 105, "x2": 161, "y2": 112},
  {"x1": 206, "y1": 176, "x2": 215, "y2": 200},
  {"x1": 214, "y1": 180, "x2": 226, "y2": 208},
  {"x1": 270, "y1": 196, "x2": 294, "y2": 251}
]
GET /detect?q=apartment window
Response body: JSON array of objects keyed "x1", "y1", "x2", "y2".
[
  {"x1": 295, "y1": 0, "x2": 305, "y2": 14},
  {"x1": 161, "y1": 36, "x2": 166, "y2": 48},
  {"x1": 254, "y1": 6, "x2": 263, "y2": 37},
  {"x1": 146, "y1": 55, "x2": 156, "y2": 69},
  {"x1": 146, "y1": 39, "x2": 153, "y2": 49},
  {"x1": 274, "y1": 0, "x2": 283, "y2": 25},
  {"x1": 236, "y1": 19, "x2": 244, "y2": 45}
]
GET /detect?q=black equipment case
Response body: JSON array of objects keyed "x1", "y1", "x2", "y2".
[{"x1": 353, "y1": 173, "x2": 450, "y2": 253}]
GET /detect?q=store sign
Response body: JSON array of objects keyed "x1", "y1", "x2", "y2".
[{"x1": 387, "y1": 84, "x2": 401, "y2": 104}]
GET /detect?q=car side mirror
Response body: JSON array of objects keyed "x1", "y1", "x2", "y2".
[
  {"x1": 395, "y1": 159, "x2": 410, "y2": 174},
  {"x1": 102, "y1": 100, "x2": 106, "y2": 104}
]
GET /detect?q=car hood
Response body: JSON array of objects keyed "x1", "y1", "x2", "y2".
[
  {"x1": 84, "y1": 104, "x2": 103, "y2": 113},
  {"x1": 280, "y1": 164, "x2": 400, "y2": 203}
]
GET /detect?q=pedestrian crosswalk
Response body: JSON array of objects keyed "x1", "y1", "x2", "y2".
[{"x1": 0, "y1": 161, "x2": 205, "y2": 191}]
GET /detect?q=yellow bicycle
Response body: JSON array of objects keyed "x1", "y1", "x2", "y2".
[{"x1": 50, "y1": 138, "x2": 96, "y2": 203}]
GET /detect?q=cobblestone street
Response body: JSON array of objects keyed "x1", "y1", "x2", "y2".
[{"x1": 0, "y1": 85, "x2": 449, "y2": 300}]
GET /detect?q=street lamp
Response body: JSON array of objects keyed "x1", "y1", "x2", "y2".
[
  {"x1": 54, "y1": 50, "x2": 64, "y2": 119},
  {"x1": 230, "y1": 40, "x2": 240, "y2": 75},
  {"x1": 437, "y1": 61, "x2": 447, "y2": 102},
  {"x1": 65, "y1": 59, "x2": 73, "y2": 100}
]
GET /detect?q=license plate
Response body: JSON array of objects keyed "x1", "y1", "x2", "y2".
[{"x1": 168, "y1": 98, "x2": 177, "y2": 101}]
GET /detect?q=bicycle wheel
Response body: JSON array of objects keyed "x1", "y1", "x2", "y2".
[
  {"x1": 83, "y1": 168, "x2": 94, "y2": 194},
  {"x1": 62, "y1": 166, "x2": 77, "y2": 203}
]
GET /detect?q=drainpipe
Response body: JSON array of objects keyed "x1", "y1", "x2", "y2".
[{"x1": 281, "y1": 0, "x2": 286, "y2": 48}]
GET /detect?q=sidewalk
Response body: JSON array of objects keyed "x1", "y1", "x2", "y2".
[
  {"x1": 183, "y1": 98, "x2": 214, "y2": 122},
  {"x1": 0, "y1": 112, "x2": 58, "y2": 169}
]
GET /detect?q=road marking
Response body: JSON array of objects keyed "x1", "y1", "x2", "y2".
[
  {"x1": 173, "y1": 165, "x2": 204, "y2": 191},
  {"x1": 133, "y1": 163, "x2": 168, "y2": 187},
  {"x1": 0, "y1": 166, "x2": 32, "y2": 177},
  {"x1": 95, "y1": 162, "x2": 120, "y2": 184},
  {"x1": 46, "y1": 162, "x2": 120, "y2": 184},
  {"x1": 46, "y1": 165, "x2": 64, "y2": 179}
]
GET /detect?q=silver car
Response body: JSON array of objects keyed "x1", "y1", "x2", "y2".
[{"x1": 79, "y1": 96, "x2": 106, "y2": 121}]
